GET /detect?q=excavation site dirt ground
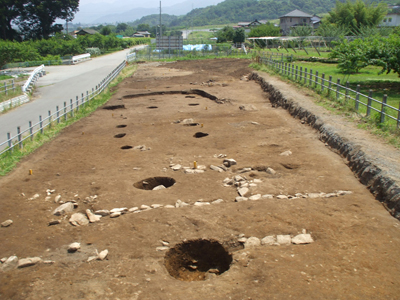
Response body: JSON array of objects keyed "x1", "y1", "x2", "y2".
[{"x1": 1, "y1": 58, "x2": 400, "y2": 299}]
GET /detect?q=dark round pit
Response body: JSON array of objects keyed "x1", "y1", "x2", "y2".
[
  {"x1": 133, "y1": 177, "x2": 176, "y2": 190},
  {"x1": 116, "y1": 125, "x2": 127, "y2": 128},
  {"x1": 114, "y1": 133, "x2": 126, "y2": 138},
  {"x1": 194, "y1": 132, "x2": 209, "y2": 138},
  {"x1": 164, "y1": 239, "x2": 232, "y2": 281},
  {"x1": 121, "y1": 145, "x2": 133, "y2": 150},
  {"x1": 184, "y1": 123, "x2": 200, "y2": 127},
  {"x1": 103, "y1": 105, "x2": 125, "y2": 110},
  {"x1": 147, "y1": 106, "x2": 158, "y2": 109},
  {"x1": 188, "y1": 103, "x2": 200, "y2": 106}
]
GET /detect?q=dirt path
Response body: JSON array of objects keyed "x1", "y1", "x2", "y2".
[{"x1": 1, "y1": 58, "x2": 399, "y2": 299}]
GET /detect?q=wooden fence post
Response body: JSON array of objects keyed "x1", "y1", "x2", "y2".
[
  {"x1": 380, "y1": 95, "x2": 387, "y2": 123},
  {"x1": 39, "y1": 115, "x2": 43, "y2": 134},
  {"x1": 17, "y1": 126, "x2": 22, "y2": 149},
  {"x1": 366, "y1": 90, "x2": 373, "y2": 116},
  {"x1": 4, "y1": 82, "x2": 7, "y2": 96},
  {"x1": 295, "y1": 66, "x2": 298, "y2": 81},
  {"x1": 70, "y1": 99, "x2": 74, "y2": 117},
  {"x1": 315, "y1": 71, "x2": 318, "y2": 89},
  {"x1": 7, "y1": 132, "x2": 12, "y2": 153},
  {"x1": 29, "y1": 121, "x2": 33, "y2": 141},
  {"x1": 328, "y1": 75, "x2": 332, "y2": 96},
  {"x1": 300, "y1": 67, "x2": 302, "y2": 81},
  {"x1": 345, "y1": 81, "x2": 349, "y2": 104},
  {"x1": 355, "y1": 85, "x2": 360, "y2": 111},
  {"x1": 321, "y1": 73, "x2": 325, "y2": 93},
  {"x1": 304, "y1": 68, "x2": 307, "y2": 85},
  {"x1": 336, "y1": 79, "x2": 340, "y2": 101},
  {"x1": 309, "y1": 69, "x2": 313, "y2": 86},
  {"x1": 64, "y1": 102, "x2": 67, "y2": 121},
  {"x1": 48, "y1": 110, "x2": 52, "y2": 128},
  {"x1": 76, "y1": 96, "x2": 79, "y2": 112}
]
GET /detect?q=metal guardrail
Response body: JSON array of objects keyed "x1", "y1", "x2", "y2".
[
  {"x1": 258, "y1": 54, "x2": 400, "y2": 127},
  {"x1": 22, "y1": 65, "x2": 45, "y2": 92},
  {"x1": 72, "y1": 53, "x2": 91, "y2": 64},
  {"x1": 0, "y1": 60, "x2": 126, "y2": 156}
]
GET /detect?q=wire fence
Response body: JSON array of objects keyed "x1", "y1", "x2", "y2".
[
  {"x1": 257, "y1": 53, "x2": 400, "y2": 127},
  {"x1": 0, "y1": 60, "x2": 127, "y2": 156}
]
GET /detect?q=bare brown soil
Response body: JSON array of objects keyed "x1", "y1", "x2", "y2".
[{"x1": 1, "y1": 58, "x2": 400, "y2": 299}]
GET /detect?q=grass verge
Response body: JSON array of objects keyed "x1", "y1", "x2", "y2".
[
  {"x1": 250, "y1": 62, "x2": 400, "y2": 149},
  {"x1": 0, "y1": 64, "x2": 137, "y2": 176}
]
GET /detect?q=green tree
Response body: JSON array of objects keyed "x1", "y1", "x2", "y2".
[
  {"x1": 18, "y1": 0, "x2": 79, "y2": 39},
  {"x1": 217, "y1": 26, "x2": 234, "y2": 43},
  {"x1": 233, "y1": 27, "x2": 245, "y2": 43},
  {"x1": 116, "y1": 23, "x2": 128, "y2": 33},
  {"x1": 0, "y1": 0, "x2": 26, "y2": 40},
  {"x1": 100, "y1": 26, "x2": 112, "y2": 36},
  {"x1": 326, "y1": 0, "x2": 388, "y2": 34}
]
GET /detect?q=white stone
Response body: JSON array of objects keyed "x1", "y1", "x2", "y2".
[
  {"x1": 276, "y1": 195, "x2": 288, "y2": 199},
  {"x1": 238, "y1": 187, "x2": 249, "y2": 197},
  {"x1": 249, "y1": 183, "x2": 257, "y2": 187},
  {"x1": 238, "y1": 237, "x2": 247, "y2": 243},
  {"x1": 54, "y1": 195, "x2": 62, "y2": 203},
  {"x1": 280, "y1": 150, "x2": 292, "y2": 156},
  {"x1": 182, "y1": 118, "x2": 194, "y2": 124},
  {"x1": 253, "y1": 179, "x2": 262, "y2": 183},
  {"x1": 53, "y1": 202, "x2": 74, "y2": 216},
  {"x1": 43, "y1": 260, "x2": 55, "y2": 264},
  {"x1": 210, "y1": 165, "x2": 224, "y2": 172},
  {"x1": 45, "y1": 196, "x2": 51, "y2": 201},
  {"x1": 240, "y1": 182, "x2": 249, "y2": 188},
  {"x1": 238, "y1": 168, "x2": 252, "y2": 173},
  {"x1": 277, "y1": 235, "x2": 292, "y2": 245},
  {"x1": 223, "y1": 159, "x2": 237, "y2": 167},
  {"x1": 2, "y1": 256, "x2": 18, "y2": 271},
  {"x1": 86, "y1": 209, "x2": 101, "y2": 223},
  {"x1": 251, "y1": 121, "x2": 260, "y2": 125},
  {"x1": 212, "y1": 199, "x2": 224, "y2": 204},
  {"x1": 161, "y1": 240, "x2": 170, "y2": 246},
  {"x1": 262, "y1": 194, "x2": 274, "y2": 199},
  {"x1": 151, "y1": 204, "x2": 163, "y2": 208},
  {"x1": 153, "y1": 185, "x2": 166, "y2": 190},
  {"x1": 266, "y1": 167, "x2": 276, "y2": 175},
  {"x1": 128, "y1": 207, "x2": 139, "y2": 212},
  {"x1": 164, "y1": 205, "x2": 175, "y2": 208},
  {"x1": 68, "y1": 242, "x2": 81, "y2": 252},
  {"x1": 156, "y1": 246, "x2": 169, "y2": 251},
  {"x1": 110, "y1": 207, "x2": 128, "y2": 214},
  {"x1": 95, "y1": 210, "x2": 110, "y2": 216},
  {"x1": 295, "y1": 193, "x2": 306, "y2": 198},
  {"x1": 69, "y1": 213, "x2": 89, "y2": 226},
  {"x1": 234, "y1": 175, "x2": 246, "y2": 182},
  {"x1": 176, "y1": 200, "x2": 189, "y2": 208},
  {"x1": 0, "y1": 257, "x2": 7, "y2": 263},
  {"x1": 98, "y1": 249, "x2": 108, "y2": 260},
  {"x1": 184, "y1": 169, "x2": 204, "y2": 174},
  {"x1": 110, "y1": 212, "x2": 122, "y2": 218},
  {"x1": 291, "y1": 234, "x2": 314, "y2": 244},
  {"x1": 324, "y1": 193, "x2": 337, "y2": 198},
  {"x1": 1, "y1": 220, "x2": 13, "y2": 227},
  {"x1": 197, "y1": 165, "x2": 207, "y2": 170},
  {"x1": 171, "y1": 164, "x2": 182, "y2": 171},
  {"x1": 17, "y1": 257, "x2": 42, "y2": 268},
  {"x1": 337, "y1": 190, "x2": 353, "y2": 196},
  {"x1": 235, "y1": 197, "x2": 248, "y2": 202},
  {"x1": 28, "y1": 193, "x2": 40, "y2": 200},
  {"x1": 87, "y1": 256, "x2": 98, "y2": 262},
  {"x1": 244, "y1": 237, "x2": 261, "y2": 248},
  {"x1": 140, "y1": 205, "x2": 151, "y2": 210},
  {"x1": 261, "y1": 236, "x2": 277, "y2": 246},
  {"x1": 194, "y1": 201, "x2": 210, "y2": 206},
  {"x1": 307, "y1": 193, "x2": 322, "y2": 199},
  {"x1": 249, "y1": 194, "x2": 262, "y2": 201}
]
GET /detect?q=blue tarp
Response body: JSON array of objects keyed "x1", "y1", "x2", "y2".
[{"x1": 183, "y1": 44, "x2": 212, "y2": 51}]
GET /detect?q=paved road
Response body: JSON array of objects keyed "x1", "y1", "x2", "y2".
[{"x1": 0, "y1": 46, "x2": 146, "y2": 149}]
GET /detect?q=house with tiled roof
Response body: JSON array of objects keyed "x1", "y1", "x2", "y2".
[{"x1": 279, "y1": 9, "x2": 313, "y2": 35}]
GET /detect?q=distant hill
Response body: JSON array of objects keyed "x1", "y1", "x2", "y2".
[{"x1": 130, "y1": 14, "x2": 179, "y2": 27}]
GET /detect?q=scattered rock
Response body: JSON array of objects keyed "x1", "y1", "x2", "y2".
[
  {"x1": 262, "y1": 194, "x2": 274, "y2": 199},
  {"x1": 324, "y1": 193, "x2": 337, "y2": 198},
  {"x1": 151, "y1": 204, "x2": 163, "y2": 208},
  {"x1": 307, "y1": 193, "x2": 322, "y2": 198},
  {"x1": 87, "y1": 256, "x2": 98, "y2": 262},
  {"x1": 69, "y1": 213, "x2": 89, "y2": 226},
  {"x1": 164, "y1": 205, "x2": 175, "y2": 208},
  {"x1": 95, "y1": 210, "x2": 110, "y2": 216},
  {"x1": 210, "y1": 165, "x2": 224, "y2": 172},
  {"x1": 68, "y1": 242, "x2": 81, "y2": 253},
  {"x1": 2, "y1": 256, "x2": 18, "y2": 271},
  {"x1": 238, "y1": 237, "x2": 247, "y2": 243},
  {"x1": 291, "y1": 234, "x2": 314, "y2": 244},
  {"x1": 171, "y1": 164, "x2": 182, "y2": 171},
  {"x1": 48, "y1": 220, "x2": 61, "y2": 226},
  {"x1": 53, "y1": 202, "x2": 75, "y2": 216},
  {"x1": 280, "y1": 150, "x2": 292, "y2": 156},
  {"x1": 140, "y1": 205, "x2": 151, "y2": 210},
  {"x1": 153, "y1": 185, "x2": 166, "y2": 190},
  {"x1": 266, "y1": 167, "x2": 276, "y2": 175},
  {"x1": 161, "y1": 240, "x2": 169, "y2": 246},
  {"x1": 239, "y1": 104, "x2": 257, "y2": 111},
  {"x1": 1, "y1": 220, "x2": 13, "y2": 227},
  {"x1": 276, "y1": 195, "x2": 288, "y2": 199},
  {"x1": 28, "y1": 193, "x2": 40, "y2": 201},
  {"x1": 156, "y1": 246, "x2": 169, "y2": 251},
  {"x1": 184, "y1": 169, "x2": 205, "y2": 174},
  {"x1": 337, "y1": 190, "x2": 353, "y2": 196},
  {"x1": 238, "y1": 187, "x2": 249, "y2": 197},
  {"x1": 182, "y1": 118, "x2": 194, "y2": 125},
  {"x1": 244, "y1": 237, "x2": 261, "y2": 248},
  {"x1": 276, "y1": 235, "x2": 292, "y2": 245},
  {"x1": 98, "y1": 249, "x2": 108, "y2": 260},
  {"x1": 175, "y1": 200, "x2": 189, "y2": 208},
  {"x1": 238, "y1": 168, "x2": 252, "y2": 173},
  {"x1": 223, "y1": 159, "x2": 237, "y2": 167},
  {"x1": 249, "y1": 194, "x2": 262, "y2": 201},
  {"x1": 1, "y1": 257, "x2": 7, "y2": 263},
  {"x1": 194, "y1": 201, "x2": 210, "y2": 206},
  {"x1": 253, "y1": 179, "x2": 262, "y2": 183},
  {"x1": 54, "y1": 195, "x2": 62, "y2": 203},
  {"x1": 86, "y1": 209, "x2": 101, "y2": 223},
  {"x1": 212, "y1": 199, "x2": 224, "y2": 204},
  {"x1": 110, "y1": 208, "x2": 128, "y2": 214},
  {"x1": 261, "y1": 236, "x2": 277, "y2": 246},
  {"x1": 214, "y1": 154, "x2": 227, "y2": 158},
  {"x1": 128, "y1": 207, "x2": 139, "y2": 212},
  {"x1": 17, "y1": 257, "x2": 42, "y2": 268},
  {"x1": 235, "y1": 196, "x2": 248, "y2": 202},
  {"x1": 110, "y1": 212, "x2": 122, "y2": 218}
]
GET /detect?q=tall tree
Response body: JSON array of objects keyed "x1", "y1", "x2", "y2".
[
  {"x1": 18, "y1": 0, "x2": 79, "y2": 39},
  {"x1": 0, "y1": 0, "x2": 27, "y2": 40}
]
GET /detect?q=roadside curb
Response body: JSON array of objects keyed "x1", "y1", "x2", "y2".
[
  {"x1": 0, "y1": 94, "x2": 29, "y2": 113},
  {"x1": 250, "y1": 71, "x2": 400, "y2": 220}
]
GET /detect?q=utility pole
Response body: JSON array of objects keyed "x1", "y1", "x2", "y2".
[{"x1": 159, "y1": 1, "x2": 162, "y2": 40}]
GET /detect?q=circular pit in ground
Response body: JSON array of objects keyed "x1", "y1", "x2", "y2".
[
  {"x1": 164, "y1": 239, "x2": 232, "y2": 281},
  {"x1": 133, "y1": 177, "x2": 176, "y2": 190},
  {"x1": 114, "y1": 133, "x2": 126, "y2": 138},
  {"x1": 194, "y1": 132, "x2": 209, "y2": 138}
]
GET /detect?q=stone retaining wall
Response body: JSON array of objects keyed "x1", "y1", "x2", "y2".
[
  {"x1": 0, "y1": 94, "x2": 29, "y2": 112},
  {"x1": 249, "y1": 72, "x2": 400, "y2": 220}
]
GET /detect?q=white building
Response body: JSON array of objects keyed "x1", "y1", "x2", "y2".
[{"x1": 380, "y1": 13, "x2": 400, "y2": 27}]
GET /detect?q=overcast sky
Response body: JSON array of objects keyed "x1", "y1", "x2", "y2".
[{"x1": 79, "y1": 0, "x2": 194, "y2": 7}]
